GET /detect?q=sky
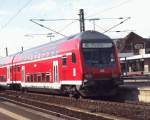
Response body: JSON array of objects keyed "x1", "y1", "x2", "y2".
[{"x1": 0, "y1": 0, "x2": 150, "y2": 57}]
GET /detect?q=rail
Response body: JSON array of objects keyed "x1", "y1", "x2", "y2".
[{"x1": 0, "y1": 90, "x2": 150, "y2": 120}]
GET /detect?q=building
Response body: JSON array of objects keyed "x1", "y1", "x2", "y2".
[{"x1": 116, "y1": 32, "x2": 150, "y2": 76}]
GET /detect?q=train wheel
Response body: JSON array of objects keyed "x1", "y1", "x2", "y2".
[{"x1": 61, "y1": 85, "x2": 81, "y2": 99}]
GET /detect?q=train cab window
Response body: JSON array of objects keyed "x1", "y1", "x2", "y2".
[
  {"x1": 42, "y1": 73, "x2": 45, "y2": 82},
  {"x1": 46, "y1": 73, "x2": 50, "y2": 82},
  {"x1": 34, "y1": 74, "x2": 37, "y2": 82},
  {"x1": 38, "y1": 74, "x2": 41, "y2": 82},
  {"x1": 17, "y1": 65, "x2": 20, "y2": 72},
  {"x1": 72, "y1": 53, "x2": 76, "y2": 63},
  {"x1": 62, "y1": 56, "x2": 67, "y2": 66}
]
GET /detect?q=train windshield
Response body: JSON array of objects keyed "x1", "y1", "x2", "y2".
[{"x1": 82, "y1": 42, "x2": 115, "y2": 68}]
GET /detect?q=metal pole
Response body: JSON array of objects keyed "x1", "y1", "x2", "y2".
[
  {"x1": 93, "y1": 20, "x2": 95, "y2": 30},
  {"x1": 6, "y1": 47, "x2": 8, "y2": 56},
  {"x1": 21, "y1": 46, "x2": 24, "y2": 52},
  {"x1": 79, "y1": 9, "x2": 85, "y2": 32},
  {"x1": 125, "y1": 57, "x2": 128, "y2": 76},
  {"x1": 88, "y1": 18, "x2": 100, "y2": 31}
]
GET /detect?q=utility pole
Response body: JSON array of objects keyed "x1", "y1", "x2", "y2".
[
  {"x1": 79, "y1": 9, "x2": 85, "y2": 32},
  {"x1": 6, "y1": 47, "x2": 8, "y2": 56},
  {"x1": 21, "y1": 46, "x2": 24, "y2": 52}
]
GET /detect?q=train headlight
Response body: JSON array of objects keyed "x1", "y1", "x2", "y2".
[{"x1": 84, "y1": 74, "x2": 93, "y2": 79}]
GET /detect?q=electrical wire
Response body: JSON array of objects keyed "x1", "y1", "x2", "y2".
[
  {"x1": 30, "y1": 19, "x2": 67, "y2": 37},
  {"x1": 31, "y1": 18, "x2": 79, "y2": 21},
  {"x1": 103, "y1": 17, "x2": 131, "y2": 33},
  {"x1": 58, "y1": 20, "x2": 78, "y2": 33},
  {"x1": 107, "y1": 29, "x2": 135, "y2": 33},
  {"x1": 86, "y1": 0, "x2": 133, "y2": 18},
  {"x1": 0, "y1": 0, "x2": 32, "y2": 31},
  {"x1": 94, "y1": 23, "x2": 106, "y2": 32}
]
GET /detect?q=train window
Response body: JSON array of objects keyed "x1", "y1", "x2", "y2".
[
  {"x1": 72, "y1": 53, "x2": 76, "y2": 63},
  {"x1": 4, "y1": 76, "x2": 6, "y2": 82},
  {"x1": 1, "y1": 76, "x2": 3, "y2": 81},
  {"x1": 34, "y1": 74, "x2": 37, "y2": 82},
  {"x1": 62, "y1": 56, "x2": 67, "y2": 65},
  {"x1": 17, "y1": 65, "x2": 20, "y2": 72},
  {"x1": 46, "y1": 73, "x2": 50, "y2": 82},
  {"x1": 26, "y1": 75, "x2": 30, "y2": 82},
  {"x1": 30, "y1": 74, "x2": 33, "y2": 82},
  {"x1": 14, "y1": 66, "x2": 17, "y2": 72},
  {"x1": 42, "y1": 73, "x2": 45, "y2": 82},
  {"x1": 0, "y1": 76, "x2": 2, "y2": 81},
  {"x1": 38, "y1": 74, "x2": 41, "y2": 82}
]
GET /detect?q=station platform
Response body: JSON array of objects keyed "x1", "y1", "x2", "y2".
[
  {"x1": 0, "y1": 97, "x2": 65, "y2": 120},
  {"x1": 118, "y1": 84, "x2": 150, "y2": 103}
]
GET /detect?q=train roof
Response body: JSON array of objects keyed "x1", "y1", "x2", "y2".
[
  {"x1": 0, "y1": 31, "x2": 112, "y2": 66},
  {"x1": 23, "y1": 30, "x2": 112, "y2": 52}
]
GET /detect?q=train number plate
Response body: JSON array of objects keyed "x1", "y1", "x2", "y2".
[{"x1": 100, "y1": 69, "x2": 105, "y2": 72}]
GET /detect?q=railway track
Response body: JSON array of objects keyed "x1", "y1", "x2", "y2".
[{"x1": 0, "y1": 90, "x2": 150, "y2": 120}]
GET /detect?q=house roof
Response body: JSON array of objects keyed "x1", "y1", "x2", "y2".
[{"x1": 116, "y1": 32, "x2": 150, "y2": 53}]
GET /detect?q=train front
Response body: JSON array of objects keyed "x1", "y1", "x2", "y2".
[{"x1": 79, "y1": 31, "x2": 122, "y2": 97}]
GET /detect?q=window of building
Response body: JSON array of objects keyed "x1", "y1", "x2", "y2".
[{"x1": 72, "y1": 53, "x2": 76, "y2": 63}]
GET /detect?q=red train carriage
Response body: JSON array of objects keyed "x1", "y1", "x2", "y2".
[{"x1": 0, "y1": 31, "x2": 122, "y2": 97}]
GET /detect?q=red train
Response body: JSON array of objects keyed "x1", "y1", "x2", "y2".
[{"x1": 0, "y1": 31, "x2": 122, "y2": 97}]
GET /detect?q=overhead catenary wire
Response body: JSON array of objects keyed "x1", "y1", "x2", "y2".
[
  {"x1": 30, "y1": 1, "x2": 132, "y2": 36},
  {"x1": 0, "y1": 0, "x2": 32, "y2": 31},
  {"x1": 30, "y1": 19, "x2": 67, "y2": 37},
  {"x1": 103, "y1": 17, "x2": 131, "y2": 33},
  {"x1": 107, "y1": 29, "x2": 135, "y2": 33},
  {"x1": 86, "y1": 0, "x2": 133, "y2": 18},
  {"x1": 58, "y1": 21, "x2": 78, "y2": 33},
  {"x1": 31, "y1": 18, "x2": 79, "y2": 21},
  {"x1": 32, "y1": 17, "x2": 125, "y2": 33},
  {"x1": 94, "y1": 23, "x2": 106, "y2": 32}
]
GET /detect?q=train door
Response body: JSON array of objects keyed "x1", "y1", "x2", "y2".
[
  {"x1": 7, "y1": 66, "x2": 10, "y2": 83},
  {"x1": 62, "y1": 56, "x2": 67, "y2": 80},
  {"x1": 53, "y1": 61, "x2": 59, "y2": 83},
  {"x1": 21, "y1": 66, "x2": 25, "y2": 82}
]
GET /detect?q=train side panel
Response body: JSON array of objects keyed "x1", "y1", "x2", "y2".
[{"x1": 0, "y1": 67, "x2": 7, "y2": 86}]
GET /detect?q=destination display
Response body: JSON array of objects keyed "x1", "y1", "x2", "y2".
[{"x1": 82, "y1": 43, "x2": 113, "y2": 48}]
